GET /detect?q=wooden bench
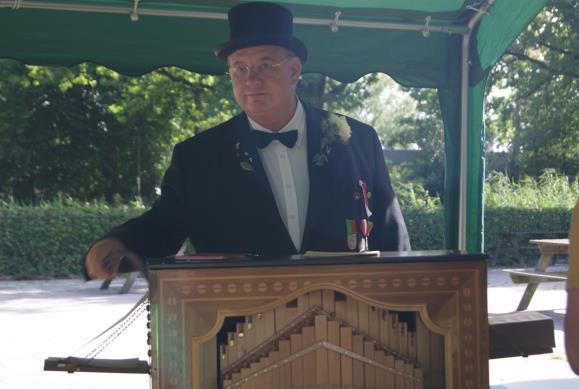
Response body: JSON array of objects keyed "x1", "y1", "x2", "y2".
[
  {"x1": 504, "y1": 269, "x2": 567, "y2": 283},
  {"x1": 504, "y1": 238, "x2": 569, "y2": 311},
  {"x1": 492, "y1": 230, "x2": 567, "y2": 266},
  {"x1": 489, "y1": 311, "x2": 555, "y2": 359}
]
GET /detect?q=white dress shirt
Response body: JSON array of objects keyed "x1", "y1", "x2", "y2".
[{"x1": 248, "y1": 100, "x2": 309, "y2": 252}]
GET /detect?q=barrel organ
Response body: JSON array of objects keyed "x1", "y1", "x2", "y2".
[{"x1": 148, "y1": 253, "x2": 489, "y2": 389}]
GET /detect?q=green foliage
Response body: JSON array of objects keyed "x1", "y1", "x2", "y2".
[
  {"x1": 0, "y1": 198, "x2": 143, "y2": 279},
  {"x1": 484, "y1": 208, "x2": 571, "y2": 266},
  {"x1": 298, "y1": 73, "x2": 381, "y2": 113},
  {"x1": 0, "y1": 61, "x2": 237, "y2": 202},
  {"x1": 389, "y1": 88, "x2": 445, "y2": 197},
  {"x1": 486, "y1": 0, "x2": 579, "y2": 178},
  {"x1": 391, "y1": 166, "x2": 441, "y2": 210},
  {"x1": 483, "y1": 170, "x2": 576, "y2": 265},
  {"x1": 403, "y1": 208, "x2": 445, "y2": 251},
  {"x1": 485, "y1": 170, "x2": 578, "y2": 209}
]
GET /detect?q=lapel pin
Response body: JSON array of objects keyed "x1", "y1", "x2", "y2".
[{"x1": 240, "y1": 161, "x2": 254, "y2": 172}]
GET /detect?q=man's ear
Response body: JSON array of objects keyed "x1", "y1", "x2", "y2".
[{"x1": 289, "y1": 57, "x2": 302, "y2": 83}]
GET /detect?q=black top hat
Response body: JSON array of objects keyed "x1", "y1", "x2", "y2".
[{"x1": 214, "y1": 2, "x2": 307, "y2": 63}]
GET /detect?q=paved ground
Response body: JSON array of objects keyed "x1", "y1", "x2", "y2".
[{"x1": 0, "y1": 268, "x2": 577, "y2": 388}]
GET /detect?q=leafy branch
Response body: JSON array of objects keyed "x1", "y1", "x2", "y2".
[
  {"x1": 505, "y1": 50, "x2": 579, "y2": 79},
  {"x1": 154, "y1": 69, "x2": 214, "y2": 92}
]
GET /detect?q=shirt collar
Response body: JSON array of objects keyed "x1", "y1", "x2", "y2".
[{"x1": 247, "y1": 99, "x2": 306, "y2": 146}]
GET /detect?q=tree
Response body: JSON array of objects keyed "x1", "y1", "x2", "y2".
[
  {"x1": 486, "y1": 0, "x2": 578, "y2": 178},
  {"x1": 297, "y1": 73, "x2": 381, "y2": 114},
  {"x1": 0, "y1": 61, "x2": 237, "y2": 201}
]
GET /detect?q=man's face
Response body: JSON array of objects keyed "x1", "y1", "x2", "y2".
[{"x1": 227, "y1": 45, "x2": 301, "y2": 130}]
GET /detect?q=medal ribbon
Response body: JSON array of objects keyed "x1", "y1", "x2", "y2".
[
  {"x1": 358, "y1": 180, "x2": 372, "y2": 218},
  {"x1": 360, "y1": 219, "x2": 368, "y2": 237},
  {"x1": 346, "y1": 219, "x2": 357, "y2": 235}
]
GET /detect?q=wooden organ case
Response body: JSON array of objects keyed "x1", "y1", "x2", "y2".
[{"x1": 148, "y1": 251, "x2": 489, "y2": 389}]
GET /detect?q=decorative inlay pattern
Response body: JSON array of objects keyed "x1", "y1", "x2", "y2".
[
  {"x1": 162, "y1": 294, "x2": 181, "y2": 387},
  {"x1": 458, "y1": 274, "x2": 480, "y2": 388},
  {"x1": 165, "y1": 272, "x2": 472, "y2": 301}
]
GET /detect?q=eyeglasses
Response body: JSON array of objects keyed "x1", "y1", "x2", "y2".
[{"x1": 227, "y1": 57, "x2": 292, "y2": 81}]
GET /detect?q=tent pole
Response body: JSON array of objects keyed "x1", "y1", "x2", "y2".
[
  {"x1": 459, "y1": 0, "x2": 494, "y2": 251},
  {"x1": 458, "y1": 32, "x2": 469, "y2": 251}
]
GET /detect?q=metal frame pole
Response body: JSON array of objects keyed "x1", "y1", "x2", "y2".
[
  {"x1": 0, "y1": 1, "x2": 468, "y2": 34},
  {"x1": 458, "y1": 32, "x2": 470, "y2": 251},
  {"x1": 459, "y1": 0, "x2": 494, "y2": 251}
]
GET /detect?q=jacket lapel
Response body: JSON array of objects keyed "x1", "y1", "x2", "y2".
[
  {"x1": 302, "y1": 106, "x2": 332, "y2": 250},
  {"x1": 232, "y1": 113, "x2": 296, "y2": 253}
]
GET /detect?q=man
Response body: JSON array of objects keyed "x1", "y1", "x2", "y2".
[
  {"x1": 85, "y1": 2, "x2": 410, "y2": 280},
  {"x1": 566, "y1": 199, "x2": 579, "y2": 375}
]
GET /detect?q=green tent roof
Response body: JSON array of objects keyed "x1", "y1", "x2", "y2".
[{"x1": 0, "y1": 0, "x2": 547, "y2": 85}]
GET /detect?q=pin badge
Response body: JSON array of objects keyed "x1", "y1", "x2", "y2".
[{"x1": 240, "y1": 161, "x2": 254, "y2": 172}]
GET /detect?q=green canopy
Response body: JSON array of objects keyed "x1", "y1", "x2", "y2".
[{"x1": 0, "y1": 0, "x2": 550, "y2": 251}]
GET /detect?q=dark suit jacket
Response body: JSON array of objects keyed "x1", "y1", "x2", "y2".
[{"x1": 107, "y1": 104, "x2": 410, "y2": 261}]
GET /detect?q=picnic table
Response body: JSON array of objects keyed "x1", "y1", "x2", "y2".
[
  {"x1": 100, "y1": 272, "x2": 138, "y2": 294},
  {"x1": 505, "y1": 238, "x2": 569, "y2": 311}
]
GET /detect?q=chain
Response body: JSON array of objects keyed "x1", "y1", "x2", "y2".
[{"x1": 83, "y1": 296, "x2": 148, "y2": 359}]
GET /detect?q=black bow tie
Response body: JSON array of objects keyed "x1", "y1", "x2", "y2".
[{"x1": 252, "y1": 129, "x2": 298, "y2": 149}]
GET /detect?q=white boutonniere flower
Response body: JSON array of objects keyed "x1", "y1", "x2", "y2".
[
  {"x1": 328, "y1": 114, "x2": 352, "y2": 144},
  {"x1": 313, "y1": 113, "x2": 352, "y2": 166}
]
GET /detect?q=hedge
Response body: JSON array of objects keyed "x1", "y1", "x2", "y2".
[
  {"x1": 0, "y1": 206, "x2": 142, "y2": 279},
  {"x1": 0, "y1": 205, "x2": 572, "y2": 279},
  {"x1": 484, "y1": 207, "x2": 572, "y2": 266}
]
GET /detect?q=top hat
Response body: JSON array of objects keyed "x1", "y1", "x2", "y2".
[{"x1": 214, "y1": 2, "x2": 307, "y2": 62}]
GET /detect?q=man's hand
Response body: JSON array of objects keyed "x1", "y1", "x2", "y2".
[{"x1": 85, "y1": 237, "x2": 133, "y2": 279}]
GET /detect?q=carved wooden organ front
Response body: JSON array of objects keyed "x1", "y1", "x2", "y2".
[{"x1": 148, "y1": 252, "x2": 489, "y2": 389}]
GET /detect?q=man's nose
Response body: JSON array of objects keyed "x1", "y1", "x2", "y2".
[{"x1": 245, "y1": 68, "x2": 263, "y2": 83}]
